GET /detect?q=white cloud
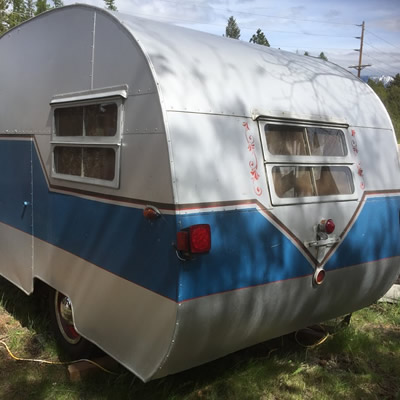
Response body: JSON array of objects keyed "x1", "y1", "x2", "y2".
[
  {"x1": 62, "y1": 0, "x2": 400, "y2": 75},
  {"x1": 372, "y1": 17, "x2": 400, "y2": 33}
]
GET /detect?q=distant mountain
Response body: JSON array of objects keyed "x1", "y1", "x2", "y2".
[{"x1": 361, "y1": 75, "x2": 394, "y2": 87}]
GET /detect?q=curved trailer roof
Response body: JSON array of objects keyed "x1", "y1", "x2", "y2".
[
  {"x1": 113, "y1": 7, "x2": 390, "y2": 129},
  {"x1": 1, "y1": 4, "x2": 391, "y2": 130}
]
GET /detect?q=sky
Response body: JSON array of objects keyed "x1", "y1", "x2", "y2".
[{"x1": 63, "y1": 0, "x2": 400, "y2": 77}]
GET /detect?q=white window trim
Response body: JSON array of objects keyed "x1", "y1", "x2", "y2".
[
  {"x1": 258, "y1": 119, "x2": 362, "y2": 205},
  {"x1": 50, "y1": 89, "x2": 125, "y2": 189}
]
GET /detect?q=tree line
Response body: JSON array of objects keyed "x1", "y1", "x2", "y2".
[
  {"x1": 225, "y1": 15, "x2": 328, "y2": 60},
  {"x1": 226, "y1": 15, "x2": 399, "y2": 140},
  {"x1": 368, "y1": 75, "x2": 400, "y2": 142},
  {"x1": 0, "y1": 0, "x2": 63, "y2": 33},
  {"x1": 0, "y1": 0, "x2": 117, "y2": 34}
]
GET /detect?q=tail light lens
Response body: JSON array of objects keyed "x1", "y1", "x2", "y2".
[
  {"x1": 189, "y1": 224, "x2": 211, "y2": 253},
  {"x1": 176, "y1": 224, "x2": 211, "y2": 254},
  {"x1": 320, "y1": 219, "x2": 335, "y2": 234}
]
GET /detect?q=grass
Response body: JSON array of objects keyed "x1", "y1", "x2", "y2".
[{"x1": 1, "y1": 276, "x2": 399, "y2": 400}]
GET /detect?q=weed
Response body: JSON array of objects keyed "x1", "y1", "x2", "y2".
[{"x1": 0, "y1": 276, "x2": 399, "y2": 400}]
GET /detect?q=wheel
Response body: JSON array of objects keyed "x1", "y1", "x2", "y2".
[{"x1": 49, "y1": 289, "x2": 95, "y2": 359}]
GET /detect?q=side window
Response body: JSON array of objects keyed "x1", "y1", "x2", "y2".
[
  {"x1": 51, "y1": 95, "x2": 123, "y2": 188},
  {"x1": 53, "y1": 147, "x2": 116, "y2": 181},
  {"x1": 260, "y1": 121, "x2": 357, "y2": 204}
]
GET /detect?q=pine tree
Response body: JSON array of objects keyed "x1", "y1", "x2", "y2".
[
  {"x1": 249, "y1": 28, "x2": 270, "y2": 47},
  {"x1": 7, "y1": 0, "x2": 26, "y2": 29},
  {"x1": 53, "y1": 0, "x2": 63, "y2": 7},
  {"x1": 25, "y1": 0, "x2": 35, "y2": 19},
  {"x1": 369, "y1": 78, "x2": 400, "y2": 142},
  {"x1": 0, "y1": 0, "x2": 10, "y2": 34},
  {"x1": 304, "y1": 51, "x2": 310, "y2": 56},
  {"x1": 390, "y1": 73, "x2": 400, "y2": 88},
  {"x1": 35, "y1": 0, "x2": 49, "y2": 15},
  {"x1": 225, "y1": 16, "x2": 240, "y2": 39},
  {"x1": 104, "y1": 0, "x2": 117, "y2": 11},
  {"x1": 319, "y1": 52, "x2": 328, "y2": 61}
]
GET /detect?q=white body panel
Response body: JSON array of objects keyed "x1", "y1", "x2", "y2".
[{"x1": 32, "y1": 237, "x2": 177, "y2": 382}]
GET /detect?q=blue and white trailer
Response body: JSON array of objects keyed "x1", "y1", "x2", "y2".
[{"x1": 0, "y1": 4, "x2": 399, "y2": 382}]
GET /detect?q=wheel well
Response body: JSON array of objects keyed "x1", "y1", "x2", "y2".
[{"x1": 33, "y1": 277, "x2": 52, "y2": 294}]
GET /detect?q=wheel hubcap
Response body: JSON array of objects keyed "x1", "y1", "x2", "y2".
[
  {"x1": 55, "y1": 292, "x2": 81, "y2": 345},
  {"x1": 60, "y1": 297, "x2": 74, "y2": 324}
]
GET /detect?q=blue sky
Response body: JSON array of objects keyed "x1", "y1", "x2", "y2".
[{"x1": 64, "y1": 0, "x2": 400, "y2": 76}]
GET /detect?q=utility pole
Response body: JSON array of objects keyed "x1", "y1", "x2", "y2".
[{"x1": 349, "y1": 21, "x2": 371, "y2": 77}]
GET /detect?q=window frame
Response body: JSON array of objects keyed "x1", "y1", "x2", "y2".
[
  {"x1": 50, "y1": 87, "x2": 125, "y2": 188},
  {"x1": 259, "y1": 119, "x2": 360, "y2": 205}
]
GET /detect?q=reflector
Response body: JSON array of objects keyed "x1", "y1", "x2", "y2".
[
  {"x1": 325, "y1": 219, "x2": 335, "y2": 234},
  {"x1": 313, "y1": 268, "x2": 326, "y2": 286},
  {"x1": 143, "y1": 206, "x2": 161, "y2": 220}
]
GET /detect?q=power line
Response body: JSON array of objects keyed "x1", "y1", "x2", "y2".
[
  {"x1": 364, "y1": 51, "x2": 399, "y2": 68},
  {"x1": 363, "y1": 52, "x2": 396, "y2": 75},
  {"x1": 365, "y1": 29, "x2": 400, "y2": 50},
  {"x1": 363, "y1": 51, "x2": 400, "y2": 73},
  {"x1": 364, "y1": 41, "x2": 400, "y2": 63}
]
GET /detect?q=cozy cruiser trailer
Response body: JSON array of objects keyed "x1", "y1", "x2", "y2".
[{"x1": 1, "y1": 4, "x2": 400, "y2": 382}]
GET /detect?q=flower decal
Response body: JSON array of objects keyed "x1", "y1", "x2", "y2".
[{"x1": 243, "y1": 122, "x2": 262, "y2": 196}]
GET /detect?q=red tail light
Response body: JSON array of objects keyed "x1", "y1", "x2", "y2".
[
  {"x1": 176, "y1": 224, "x2": 211, "y2": 254},
  {"x1": 189, "y1": 224, "x2": 211, "y2": 253},
  {"x1": 320, "y1": 219, "x2": 335, "y2": 234}
]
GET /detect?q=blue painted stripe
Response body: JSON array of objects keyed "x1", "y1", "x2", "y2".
[
  {"x1": 0, "y1": 140, "x2": 32, "y2": 234},
  {"x1": 30, "y1": 146, "x2": 180, "y2": 301},
  {"x1": 1, "y1": 139, "x2": 400, "y2": 302},
  {"x1": 176, "y1": 210, "x2": 314, "y2": 302},
  {"x1": 178, "y1": 198, "x2": 400, "y2": 301},
  {"x1": 325, "y1": 197, "x2": 400, "y2": 271}
]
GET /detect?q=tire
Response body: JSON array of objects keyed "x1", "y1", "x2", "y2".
[{"x1": 49, "y1": 289, "x2": 95, "y2": 359}]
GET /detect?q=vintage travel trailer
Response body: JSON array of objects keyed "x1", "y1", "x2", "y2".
[{"x1": 1, "y1": 4, "x2": 399, "y2": 382}]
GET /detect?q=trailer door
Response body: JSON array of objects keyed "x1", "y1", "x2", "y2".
[{"x1": 0, "y1": 137, "x2": 33, "y2": 293}]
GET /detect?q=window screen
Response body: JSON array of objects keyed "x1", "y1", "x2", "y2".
[
  {"x1": 55, "y1": 103, "x2": 117, "y2": 137},
  {"x1": 54, "y1": 147, "x2": 116, "y2": 181},
  {"x1": 52, "y1": 99, "x2": 121, "y2": 187},
  {"x1": 55, "y1": 107, "x2": 84, "y2": 137}
]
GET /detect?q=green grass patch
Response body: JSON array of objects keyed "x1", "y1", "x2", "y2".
[{"x1": 1, "y1": 277, "x2": 399, "y2": 400}]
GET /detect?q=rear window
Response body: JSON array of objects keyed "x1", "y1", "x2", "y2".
[
  {"x1": 259, "y1": 121, "x2": 357, "y2": 204},
  {"x1": 272, "y1": 166, "x2": 354, "y2": 198},
  {"x1": 265, "y1": 125, "x2": 347, "y2": 157}
]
